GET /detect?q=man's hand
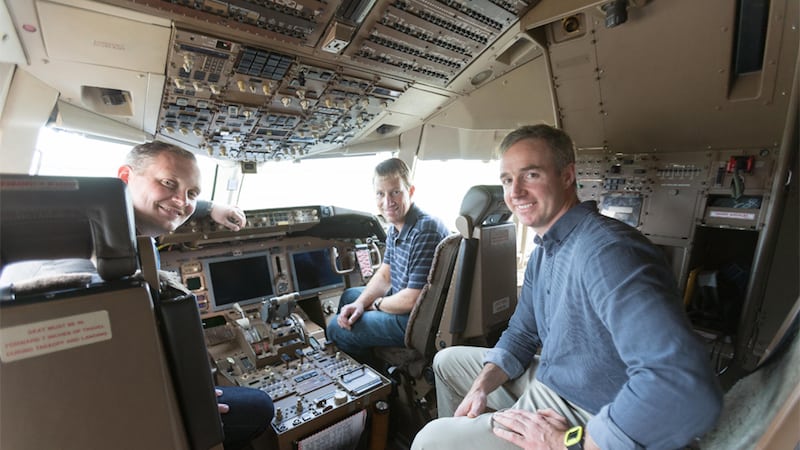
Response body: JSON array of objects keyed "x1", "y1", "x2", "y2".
[
  {"x1": 215, "y1": 388, "x2": 230, "y2": 414},
  {"x1": 491, "y1": 408, "x2": 569, "y2": 450},
  {"x1": 336, "y1": 303, "x2": 365, "y2": 330},
  {"x1": 210, "y1": 203, "x2": 246, "y2": 231},
  {"x1": 454, "y1": 387, "x2": 489, "y2": 418},
  {"x1": 454, "y1": 363, "x2": 508, "y2": 418}
]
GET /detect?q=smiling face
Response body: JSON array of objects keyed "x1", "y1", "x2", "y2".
[
  {"x1": 499, "y1": 137, "x2": 579, "y2": 236},
  {"x1": 375, "y1": 174, "x2": 414, "y2": 228},
  {"x1": 118, "y1": 151, "x2": 201, "y2": 237}
]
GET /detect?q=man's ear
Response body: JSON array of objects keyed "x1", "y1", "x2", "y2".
[
  {"x1": 408, "y1": 184, "x2": 416, "y2": 198},
  {"x1": 117, "y1": 165, "x2": 132, "y2": 184},
  {"x1": 561, "y1": 162, "x2": 576, "y2": 188}
]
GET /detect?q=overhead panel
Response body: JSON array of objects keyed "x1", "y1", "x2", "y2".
[
  {"x1": 95, "y1": 0, "x2": 539, "y2": 163},
  {"x1": 159, "y1": 29, "x2": 406, "y2": 161},
  {"x1": 343, "y1": 0, "x2": 525, "y2": 86}
]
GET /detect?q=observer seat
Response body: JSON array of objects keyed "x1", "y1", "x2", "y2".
[{"x1": 0, "y1": 174, "x2": 223, "y2": 450}]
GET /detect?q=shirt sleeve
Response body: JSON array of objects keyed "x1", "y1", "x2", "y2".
[
  {"x1": 193, "y1": 200, "x2": 213, "y2": 219},
  {"x1": 404, "y1": 228, "x2": 445, "y2": 290},
  {"x1": 584, "y1": 237, "x2": 723, "y2": 449}
]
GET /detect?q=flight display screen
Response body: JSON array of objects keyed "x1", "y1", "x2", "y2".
[
  {"x1": 290, "y1": 247, "x2": 344, "y2": 295},
  {"x1": 205, "y1": 253, "x2": 274, "y2": 310}
]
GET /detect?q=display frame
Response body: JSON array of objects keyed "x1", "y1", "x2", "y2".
[
  {"x1": 288, "y1": 246, "x2": 345, "y2": 297},
  {"x1": 203, "y1": 251, "x2": 275, "y2": 311}
]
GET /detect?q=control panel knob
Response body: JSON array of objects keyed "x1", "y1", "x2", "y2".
[{"x1": 333, "y1": 390, "x2": 347, "y2": 406}]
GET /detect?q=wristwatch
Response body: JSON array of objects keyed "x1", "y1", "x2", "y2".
[
  {"x1": 374, "y1": 297, "x2": 383, "y2": 311},
  {"x1": 564, "y1": 426, "x2": 584, "y2": 450}
]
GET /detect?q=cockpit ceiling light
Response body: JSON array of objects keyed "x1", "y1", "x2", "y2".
[{"x1": 470, "y1": 69, "x2": 494, "y2": 86}]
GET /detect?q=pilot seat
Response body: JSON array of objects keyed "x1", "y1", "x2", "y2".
[
  {"x1": 372, "y1": 232, "x2": 462, "y2": 434},
  {"x1": 447, "y1": 185, "x2": 517, "y2": 347},
  {"x1": 0, "y1": 174, "x2": 224, "y2": 450}
]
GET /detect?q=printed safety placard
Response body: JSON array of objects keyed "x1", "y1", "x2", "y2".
[{"x1": 1, "y1": 310, "x2": 112, "y2": 362}]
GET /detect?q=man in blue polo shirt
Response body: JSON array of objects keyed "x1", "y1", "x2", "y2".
[{"x1": 326, "y1": 158, "x2": 451, "y2": 361}]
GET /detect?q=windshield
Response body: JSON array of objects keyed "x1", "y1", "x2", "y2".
[{"x1": 34, "y1": 128, "x2": 503, "y2": 229}]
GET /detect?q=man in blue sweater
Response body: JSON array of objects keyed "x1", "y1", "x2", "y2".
[{"x1": 411, "y1": 125, "x2": 722, "y2": 450}]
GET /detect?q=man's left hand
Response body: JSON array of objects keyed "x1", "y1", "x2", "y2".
[
  {"x1": 210, "y1": 204, "x2": 246, "y2": 231},
  {"x1": 491, "y1": 408, "x2": 569, "y2": 450}
]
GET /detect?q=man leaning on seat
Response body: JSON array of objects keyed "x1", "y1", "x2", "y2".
[
  {"x1": 325, "y1": 158, "x2": 451, "y2": 362},
  {"x1": 117, "y1": 140, "x2": 274, "y2": 450},
  {"x1": 411, "y1": 125, "x2": 723, "y2": 450}
]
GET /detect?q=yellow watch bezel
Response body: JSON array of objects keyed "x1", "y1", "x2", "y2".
[{"x1": 564, "y1": 425, "x2": 583, "y2": 446}]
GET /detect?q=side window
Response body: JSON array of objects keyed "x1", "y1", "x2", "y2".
[
  {"x1": 411, "y1": 159, "x2": 500, "y2": 230},
  {"x1": 414, "y1": 158, "x2": 537, "y2": 287},
  {"x1": 35, "y1": 128, "x2": 218, "y2": 201},
  {"x1": 34, "y1": 128, "x2": 131, "y2": 177}
]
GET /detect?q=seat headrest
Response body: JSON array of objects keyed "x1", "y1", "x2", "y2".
[
  {"x1": 456, "y1": 185, "x2": 512, "y2": 237},
  {"x1": 0, "y1": 175, "x2": 138, "y2": 281}
]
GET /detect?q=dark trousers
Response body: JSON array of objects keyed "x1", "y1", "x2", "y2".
[{"x1": 218, "y1": 386, "x2": 274, "y2": 450}]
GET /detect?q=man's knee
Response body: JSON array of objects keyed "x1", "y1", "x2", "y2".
[
  {"x1": 411, "y1": 418, "x2": 446, "y2": 450},
  {"x1": 326, "y1": 317, "x2": 337, "y2": 336},
  {"x1": 220, "y1": 386, "x2": 274, "y2": 421},
  {"x1": 432, "y1": 345, "x2": 473, "y2": 378},
  {"x1": 412, "y1": 416, "x2": 493, "y2": 450},
  {"x1": 337, "y1": 287, "x2": 362, "y2": 310},
  {"x1": 432, "y1": 345, "x2": 458, "y2": 368},
  {"x1": 325, "y1": 318, "x2": 360, "y2": 356}
]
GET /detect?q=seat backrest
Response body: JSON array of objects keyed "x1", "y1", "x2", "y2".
[
  {"x1": 404, "y1": 233, "x2": 462, "y2": 357},
  {"x1": 448, "y1": 185, "x2": 518, "y2": 345},
  {"x1": 0, "y1": 174, "x2": 138, "y2": 281},
  {"x1": 140, "y1": 237, "x2": 226, "y2": 450},
  {"x1": 0, "y1": 174, "x2": 222, "y2": 450}
]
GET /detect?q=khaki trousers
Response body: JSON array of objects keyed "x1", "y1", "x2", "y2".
[{"x1": 411, "y1": 346, "x2": 593, "y2": 450}]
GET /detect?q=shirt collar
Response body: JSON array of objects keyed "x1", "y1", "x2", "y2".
[
  {"x1": 534, "y1": 201, "x2": 597, "y2": 248},
  {"x1": 391, "y1": 203, "x2": 422, "y2": 240}
]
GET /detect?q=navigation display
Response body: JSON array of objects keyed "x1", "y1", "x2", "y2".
[
  {"x1": 290, "y1": 247, "x2": 344, "y2": 295},
  {"x1": 205, "y1": 252, "x2": 274, "y2": 311}
]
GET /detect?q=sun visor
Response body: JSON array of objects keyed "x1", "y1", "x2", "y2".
[
  {"x1": 37, "y1": 0, "x2": 171, "y2": 74},
  {"x1": 54, "y1": 100, "x2": 151, "y2": 144}
]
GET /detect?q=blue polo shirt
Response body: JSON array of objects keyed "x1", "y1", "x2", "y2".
[{"x1": 383, "y1": 203, "x2": 451, "y2": 293}]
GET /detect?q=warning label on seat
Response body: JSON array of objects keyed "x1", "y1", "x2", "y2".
[{"x1": 1, "y1": 310, "x2": 112, "y2": 362}]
